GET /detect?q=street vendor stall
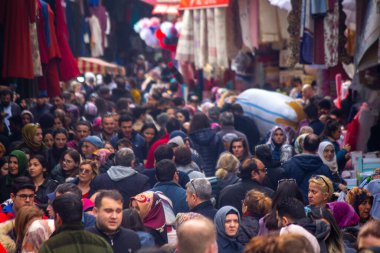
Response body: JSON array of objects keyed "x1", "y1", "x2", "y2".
[{"x1": 77, "y1": 57, "x2": 126, "y2": 76}]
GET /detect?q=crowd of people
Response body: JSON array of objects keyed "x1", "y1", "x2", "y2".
[{"x1": 0, "y1": 59, "x2": 379, "y2": 253}]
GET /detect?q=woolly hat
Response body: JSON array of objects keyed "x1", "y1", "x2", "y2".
[
  {"x1": 168, "y1": 136, "x2": 184, "y2": 146},
  {"x1": 83, "y1": 136, "x2": 104, "y2": 148}
]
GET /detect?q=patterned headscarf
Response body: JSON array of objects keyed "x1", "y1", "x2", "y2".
[
  {"x1": 327, "y1": 201, "x2": 360, "y2": 228},
  {"x1": 22, "y1": 123, "x2": 42, "y2": 150},
  {"x1": 294, "y1": 133, "x2": 308, "y2": 154},
  {"x1": 130, "y1": 191, "x2": 166, "y2": 230},
  {"x1": 92, "y1": 148, "x2": 112, "y2": 166},
  {"x1": 345, "y1": 187, "x2": 373, "y2": 220}
]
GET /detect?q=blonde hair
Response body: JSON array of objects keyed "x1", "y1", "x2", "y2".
[
  {"x1": 243, "y1": 190, "x2": 272, "y2": 218},
  {"x1": 80, "y1": 160, "x2": 99, "y2": 176},
  {"x1": 308, "y1": 175, "x2": 334, "y2": 197},
  {"x1": 215, "y1": 152, "x2": 240, "y2": 179},
  {"x1": 245, "y1": 234, "x2": 314, "y2": 253}
]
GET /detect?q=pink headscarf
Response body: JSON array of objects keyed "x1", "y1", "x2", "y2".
[{"x1": 327, "y1": 202, "x2": 360, "y2": 228}]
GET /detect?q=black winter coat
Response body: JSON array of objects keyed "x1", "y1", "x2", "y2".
[{"x1": 189, "y1": 128, "x2": 224, "y2": 177}]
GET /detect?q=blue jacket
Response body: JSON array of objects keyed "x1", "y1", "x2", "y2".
[
  {"x1": 282, "y1": 154, "x2": 337, "y2": 203},
  {"x1": 151, "y1": 181, "x2": 189, "y2": 215},
  {"x1": 189, "y1": 128, "x2": 224, "y2": 177}
]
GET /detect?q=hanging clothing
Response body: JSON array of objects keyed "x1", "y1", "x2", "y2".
[
  {"x1": 0, "y1": 0, "x2": 36, "y2": 79},
  {"x1": 324, "y1": 0, "x2": 340, "y2": 67},
  {"x1": 53, "y1": 0, "x2": 80, "y2": 81},
  {"x1": 30, "y1": 22, "x2": 43, "y2": 77},
  {"x1": 287, "y1": 0, "x2": 302, "y2": 66},
  {"x1": 299, "y1": 0, "x2": 314, "y2": 64},
  {"x1": 88, "y1": 15, "x2": 103, "y2": 57}
]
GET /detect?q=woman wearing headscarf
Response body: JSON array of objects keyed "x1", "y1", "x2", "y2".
[
  {"x1": 130, "y1": 191, "x2": 168, "y2": 246},
  {"x1": 294, "y1": 133, "x2": 308, "y2": 154},
  {"x1": 317, "y1": 141, "x2": 346, "y2": 188},
  {"x1": 266, "y1": 126, "x2": 293, "y2": 164},
  {"x1": 326, "y1": 201, "x2": 360, "y2": 251},
  {"x1": 214, "y1": 206, "x2": 244, "y2": 253},
  {"x1": 17, "y1": 123, "x2": 48, "y2": 157},
  {"x1": 345, "y1": 187, "x2": 373, "y2": 226},
  {"x1": 0, "y1": 150, "x2": 28, "y2": 202}
]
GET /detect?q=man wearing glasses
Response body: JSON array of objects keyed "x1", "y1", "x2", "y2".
[{"x1": 0, "y1": 176, "x2": 35, "y2": 223}]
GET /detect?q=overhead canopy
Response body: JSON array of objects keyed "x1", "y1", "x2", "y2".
[
  {"x1": 77, "y1": 57, "x2": 126, "y2": 76},
  {"x1": 153, "y1": 4, "x2": 180, "y2": 15}
]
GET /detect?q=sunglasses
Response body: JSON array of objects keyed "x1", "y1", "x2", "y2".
[
  {"x1": 312, "y1": 175, "x2": 330, "y2": 194},
  {"x1": 278, "y1": 178, "x2": 296, "y2": 186}
]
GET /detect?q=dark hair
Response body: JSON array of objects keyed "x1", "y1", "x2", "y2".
[
  {"x1": 154, "y1": 144, "x2": 174, "y2": 162},
  {"x1": 55, "y1": 183, "x2": 82, "y2": 199},
  {"x1": 173, "y1": 97, "x2": 185, "y2": 107},
  {"x1": 231, "y1": 104, "x2": 244, "y2": 115},
  {"x1": 11, "y1": 176, "x2": 35, "y2": 194},
  {"x1": 176, "y1": 109, "x2": 190, "y2": 122},
  {"x1": 76, "y1": 120, "x2": 92, "y2": 132},
  {"x1": 318, "y1": 99, "x2": 332, "y2": 110},
  {"x1": 165, "y1": 117, "x2": 181, "y2": 134},
  {"x1": 322, "y1": 120, "x2": 341, "y2": 139},
  {"x1": 53, "y1": 193, "x2": 83, "y2": 224},
  {"x1": 303, "y1": 134, "x2": 320, "y2": 153},
  {"x1": 254, "y1": 144, "x2": 272, "y2": 167},
  {"x1": 94, "y1": 189, "x2": 123, "y2": 208},
  {"x1": 239, "y1": 158, "x2": 257, "y2": 179},
  {"x1": 59, "y1": 149, "x2": 81, "y2": 174},
  {"x1": 116, "y1": 138, "x2": 133, "y2": 149},
  {"x1": 116, "y1": 98, "x2": 129, "y2": 114},
  {"x1": 276, "y1": 198, "x2": 306, "y2": 221},
  {"x1": 292, "y1": 77, "x2": 302, "y2": 85},
  {"x1": 308, "y1": 206, "x2": 344, "y2": 253},
  {"x1": 53, "y1": 127, "x2": 68, "y2": 138},
  {"x1": 140, "y1": 123, "x2": 158, "y2": 142},
  {"x1": 132, "y1": 106, "x2": 146, "y2": 120},
  {"x1": 189, "y1": 113, "x2": 210, "y2": 134},
  {"x1": 118, "y1": 114, "x2": 134, "y2": 125},
  {"x1": 29, "y1": 155, "x2": 49, "y2": 175},
  {"x1": 272, "y1": 180, "x2": 305, "y2": 208},
  {"x1": 155, "y1": 159, "x2": 177, "y2": 182},
  {"x1": 121, "y1": 208, "x2": 145, "y2": 231},
  {"x1": 303, "y1": 102, "x2": 319, "y2": 120},
  {"x1": 229, "y1": 137, "x2": 250, "y2": 161},
  {"x1": 174, "y1": 146, "x2": 192, "y2": 166}
]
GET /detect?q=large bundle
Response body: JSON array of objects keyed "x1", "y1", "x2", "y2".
[{"x1": 237, "y1": 89, "x2": 305, "y2": 136}]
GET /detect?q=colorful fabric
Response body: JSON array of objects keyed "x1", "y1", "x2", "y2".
[
  {"x1": 6, "y1": 150, "x2": 28, "y2": 185},
  {"x1": 130, "y1": 191, "x2": 166, "y2": 230},
  {"x1": 21, "y1": 219, "x2": 55, "y2": 253},
  {"x1": 287, "y1": 0, "x2": 302, "y2": 66},
  {"x1": 294, "y1": 133, "x2": 308, "y2": 154},
  {"x1": 324, "y1": 0, "x2": 340, "y2": 67}
]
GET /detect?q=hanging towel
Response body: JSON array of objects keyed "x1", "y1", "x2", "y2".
[
  {"x1": 299, "y1": 0, "x2": 314, "y2": 64},
  {"x1": 175, "y1": 10, "x2": 194, "y2": 63},
  {"x1": 207, "y1": 9, "x2": 217, "y2": 66},
  {"x1": 238, "y1": 0, "x2": 253, "y2": 51},
  {"x1": 311, "y1": 0, "x2": 328, "y2": 16}
]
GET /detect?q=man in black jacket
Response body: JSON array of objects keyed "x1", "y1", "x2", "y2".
[
  {"x1": 186, "y1": 178, "x2": 218, "y2": 220},
  {"x1": 87, "y1": 190, "x2": 141, "y2": 253},
  {"x1": 218, "y1": 158, "x2": 274, "y2": 214}
]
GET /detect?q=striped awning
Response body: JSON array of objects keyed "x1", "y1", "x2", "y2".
[{"x1": 77, "y1": 57, "x2": 126, "y2": 76}]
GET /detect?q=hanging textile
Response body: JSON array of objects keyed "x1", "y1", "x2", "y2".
[
  {"x1": 299, "y1": 0, "x2": 314, "y2": 64},
  {"x1": 88, "y1": 15, "x2": 103, "y2": 57},
  {"x1": 53, "y1": 0, "x2": 80, "y2": 81},
  {"x1": 207, "y1": 9, "x2": 217, "y2": 66},
  {"x1": 324, "y1": 0, "x2": 339, "y2": 67},
  {"x1": 238, "y1": 0, "x2": 253, "y2": 50},
  {"x1": 175, "y1": 10, "x2": 194, "y2": 62},
  {"x1": 249, "y1": 0, "x2": 259, "y2": 50},
  {"x1": 215, "y1": 8, "x2": 228, "y2": 68},
  {"x1": 30, "y1": 22, "x2": 43, "y2": 77},
  {"x1": 1, "y1": 0, "x2": 36, "y2": 79},
  {"x1": 90, "y1": 5, "x2": 111, "y2": 50},
  {"x1": 287, "y1": 0, "x2": 302, "y2": 66},
  {"x1": 226, "y1": 0, "x2": 242, "y2": 59}
]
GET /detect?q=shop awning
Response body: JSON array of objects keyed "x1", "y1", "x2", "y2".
[
  {"x1": 179, "y1": 0, "x2": 229, "y2": 9},
  {"x1": 153, "y1": 4, "x2": 180, "y2": 15},
  {"x1": 77, "y1": 57, "x2": 126, "y2": 76}
]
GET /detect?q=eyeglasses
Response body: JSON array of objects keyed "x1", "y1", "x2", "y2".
[
  {"x1": 190, "y1": 179, "x2": 198, "y2": 196},
  {"x1": 278, "y1": 178, "x2": 297, "y2": 186},
  {"x1": 312, "y1": 175, "x2": 330, "y2": 194},
  {"x1": 16, "y1": 194, "x2": 35, "y2": 200},
  {"x1": 79, "y1": 169, "x2": 93, "y2": 175}
]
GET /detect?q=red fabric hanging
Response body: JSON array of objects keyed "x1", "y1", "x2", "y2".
[
  {"x1": 53, "y1": 0, "x2": 80, "y2": 81},
  {"x1": 0, "y1": 0, "x2": 36, "y2": 79}
]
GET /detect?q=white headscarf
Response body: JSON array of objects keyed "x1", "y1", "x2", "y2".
[{"x1": 318, "y1": 141, "x2": 338, "y2": 173}]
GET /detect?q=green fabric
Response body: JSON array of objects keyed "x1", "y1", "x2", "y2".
[
  {"x1": 6, "y1": 150, "x2": 27, "y2": 185},
  {"x1": 38, "y1": 223, "x2": 113, "y2": 253}
]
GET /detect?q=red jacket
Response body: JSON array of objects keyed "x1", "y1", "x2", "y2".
[{"x1": 145, "y1": 134, "x2": 170, "y2": 168}]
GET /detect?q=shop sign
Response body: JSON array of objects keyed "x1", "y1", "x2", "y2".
[{"x1": 179, "y1": 0, "x2": 229, "y2": 9}]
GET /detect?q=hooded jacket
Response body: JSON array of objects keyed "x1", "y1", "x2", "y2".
[
  {"x1": 214, "y1": 206, "x2": 244, "y2": 253},
  {"x1": 282, "y1": 154, "x2": 336, "y2": 203},
  {"x1": 90, "y1": 166, "x2": 150, "y2": 208},
  {"x1": 189, "y1": 128, "x2": 224, "y2": 177}
]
